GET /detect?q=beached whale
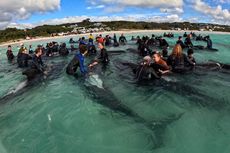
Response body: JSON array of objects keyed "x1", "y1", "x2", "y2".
[
  {"x1": 72, "y1": 65, "x2": 184, "y2": 149},
  {"x1": 0, "y1": 61, "x2": 66, "y2": 104}
]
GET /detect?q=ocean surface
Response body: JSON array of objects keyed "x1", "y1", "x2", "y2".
[{"x1": 0, "y1": 31, "x2": 230, "y2": 153}]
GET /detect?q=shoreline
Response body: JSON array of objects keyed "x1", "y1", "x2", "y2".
[{"x1": 0, "y1": 29, "x2": 229, "y2": 47}]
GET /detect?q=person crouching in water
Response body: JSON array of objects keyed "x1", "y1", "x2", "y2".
[
  {"x1": 167, "y1": 44, "x2": 195, "y2": 73},
  {"x1": 6, "y1": 45, "x2": 15, "y2": 63},
  {"x1": 151, "y1": 52, "x2": 170, "y2": 76},
  {"x1": 66, "y1": 45, "x2": 88, "y2": 76},
  {"x1": 135, "y1": 56, "x2": 160, "y2": 81},
  {"x1": 22, "y1": 46, "x2": 46, "y2": 80}
]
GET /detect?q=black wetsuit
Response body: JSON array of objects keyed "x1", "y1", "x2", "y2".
[
  {"x1": 207, "y1": 38, "x2": 213, "y2": 49},
  {"x1": 119, "y1": 36, "x2": 127, "y2": 44},
  {"x1": 176, "y1": 40, "x2": 186, "y2": 49},
  {"x1": 59, "y1": 46, "x2": 69, "y2": 56},
  {"x1": 167, "y1": 54, "x2": 194, "y2": 73},
  {"x1": 98, "y1": 48, "x2": 109, "y2": 64},
  {"x1": 17, "y1": 53, "x2": 31, "y2": 67},
  {"x1": 159, "y1": 39, "x2": 169, "y2": 48},
  {"x1": 184, "y1": 38, "x2": 193, "y2": 48},
  {"x1": 135, "y1": 64, "x2": 160, "y2": 81},
  {"x1": 6, "y1": 50, "x2": 14, "y2": 61},
  {"x1": 22, "y1": 54, "x2": 44, "y2": 80}
]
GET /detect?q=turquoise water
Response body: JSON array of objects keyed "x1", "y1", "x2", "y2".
[{"x1": 0, "y1": 31, "x2": 230, "y2": 153}]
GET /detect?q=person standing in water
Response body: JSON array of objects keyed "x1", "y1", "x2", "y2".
[
  {"x1": 6, "y1": 45, "x2": 15, "y2": 63},
  {"x1": 89, "y1": 43, "x2": 109, "y2": 68},
  {"x1": 206, "y1": 36, "x2": 213, "y2": 49},
  {"x1": 66, "y1": 45, "x2": 88, "y2": 76},
  {"x1": 22, "y1": 46, "x2": 46, "y2": 80}
]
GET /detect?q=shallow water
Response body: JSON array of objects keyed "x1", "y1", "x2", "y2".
[{"x1": 0, "y1": 32, "x2": 230, "y2": 153}]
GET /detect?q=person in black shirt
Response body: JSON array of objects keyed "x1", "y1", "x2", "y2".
[
  {"x1": 159, "y1": 37, "x2": 169, "y2": 48},
  {"x1": 6, "y1": 45, "x2": 15, "y2": 63},
  {"x1": 176, "y1": 36, "x2": 186, "y2": 49}
]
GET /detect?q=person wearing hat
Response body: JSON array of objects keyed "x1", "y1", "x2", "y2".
[
  {"x1": 6, "y1": 45, "x2": 15, "y2": 63},
  {"x1": 66, "y1": 45, "x2": 88, "y2": 76}
]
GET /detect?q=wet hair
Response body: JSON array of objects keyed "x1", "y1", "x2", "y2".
[
  {"x1": 178, "y1": 36, "x2": 182, "y2": 39},
  {"x1": 171, "y1": 44, "x2": 183, "y2": 58},
  {"x1": 35, "y1": 48, "x2": 41, "y2": 54},
  {"x1": 187, "y1": 48, "x2": 194, "y2": 55},
  {"x1": 8, "y1": 45, "x2": 11, "y2": 48},
  {"x1": 79, "y1": 45, "x2": 87, "y2": 54}
]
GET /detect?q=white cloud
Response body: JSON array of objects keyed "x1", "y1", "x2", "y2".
[
  {"x1": 88, "y1": 0, "x2": 184, "y2": 14},
  {"x1": 192, "y1": 0, "x2": 230, "y2": 25},
  {"x1": 8, "y1": 14, "x2": 183, "y2": 29},
  {"x1": 86, "y1": 5, "x2": 105, "y2": 10},
  {"x1": 95, "y1": 0, "x2": 183, "y2": 8},
  {"x1": 0, "y1": 0, "x2": 60, "y2": 29}
]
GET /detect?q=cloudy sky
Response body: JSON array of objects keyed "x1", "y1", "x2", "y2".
[{"x1": 0, "y1": 0, "x2": 229, "y2": 29}]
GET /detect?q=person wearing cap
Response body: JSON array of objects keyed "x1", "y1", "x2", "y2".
[
  {"x1": 66, "y1": 45, "x2": 88, "y2": 76},
  {"x1": 176, "y1": 36, "x2": 186, "y2": 49},
  {"x1": 6, "y1": 45, "x2": 15, "y2": 62}
]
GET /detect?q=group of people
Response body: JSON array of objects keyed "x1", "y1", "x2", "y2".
[{"x1": 4, "y1": 31, "x2": 219, "y2": 82}]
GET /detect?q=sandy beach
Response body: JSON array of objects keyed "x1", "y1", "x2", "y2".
[{"x1": 0, "y1": 29, "x2": 229, "y2": 48}]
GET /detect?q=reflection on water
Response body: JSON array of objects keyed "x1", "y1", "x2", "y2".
[{"x1": 0, "y1": 32, "x2": 230, "y2": 153}]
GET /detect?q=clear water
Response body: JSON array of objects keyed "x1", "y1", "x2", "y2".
[{"x1": 0, "y1": 31, "x2": 230, "y2": 153}]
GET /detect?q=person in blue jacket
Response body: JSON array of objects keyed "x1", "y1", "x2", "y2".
[{"x1": 66, "y1": 45, "x2": 88, "y2": 76}]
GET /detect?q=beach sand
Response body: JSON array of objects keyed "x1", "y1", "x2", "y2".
[{"x1": 0, "y1": 29, "x2": 229, "y2": 47}]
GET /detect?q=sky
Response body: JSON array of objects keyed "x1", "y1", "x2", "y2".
[{"x1": 0, "y1": 0, "x2": 229, "y2": 29}]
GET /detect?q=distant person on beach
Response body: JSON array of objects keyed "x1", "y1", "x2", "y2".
[
  {"x1": 176, "y1": 36, "x2": 186, "y2": 49},
  {"x1": 66, "y1": 45, "x2": 88, "y2": 76},
  {"x1": 119, "y1": 33, "x2": 127, "y2": 45},
  {"x1": 6, "y1": 45, "x2": 15, "y2": 63}
]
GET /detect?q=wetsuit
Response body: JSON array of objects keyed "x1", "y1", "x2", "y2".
[
  {"x1": 98, "y1": 48, "x2": 109, "y2": 64},
  {"x1": 59, "y1": 46, "x2": 69, "y2": 56},
  {"x1": 135, "y1": 64, "x2": 160, "y2": 81},
  {"x1": 159, "y1": 39, "x2": 169, "y2": 48},
  {"x1": 17, "y1": 53, "x2": 31, "y2": 67},
  {"x1": 6, "y1": 50, "x2": 14, "y2": 61},
  {"x1": 207, "y1": 38, "x2": 212, "y2": 49},
  {"x1": 66, "y1": 53, "x2": 87, "y2": 75},
  {"x1": 177, "y1": 40, "x2": 186, "y2": 49},
  {"x1": 167, "y1": 53, "x2": 194, "y2": 73},
  {"x1": 22, "y1": 54, "x2": 44, "y2": 80},
  {"x1": 119, "y1": 36, "x2": 127, "y2": 44},
  {"x1": 184, "y1": 37, "x2": 193, "y2": 48}
]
